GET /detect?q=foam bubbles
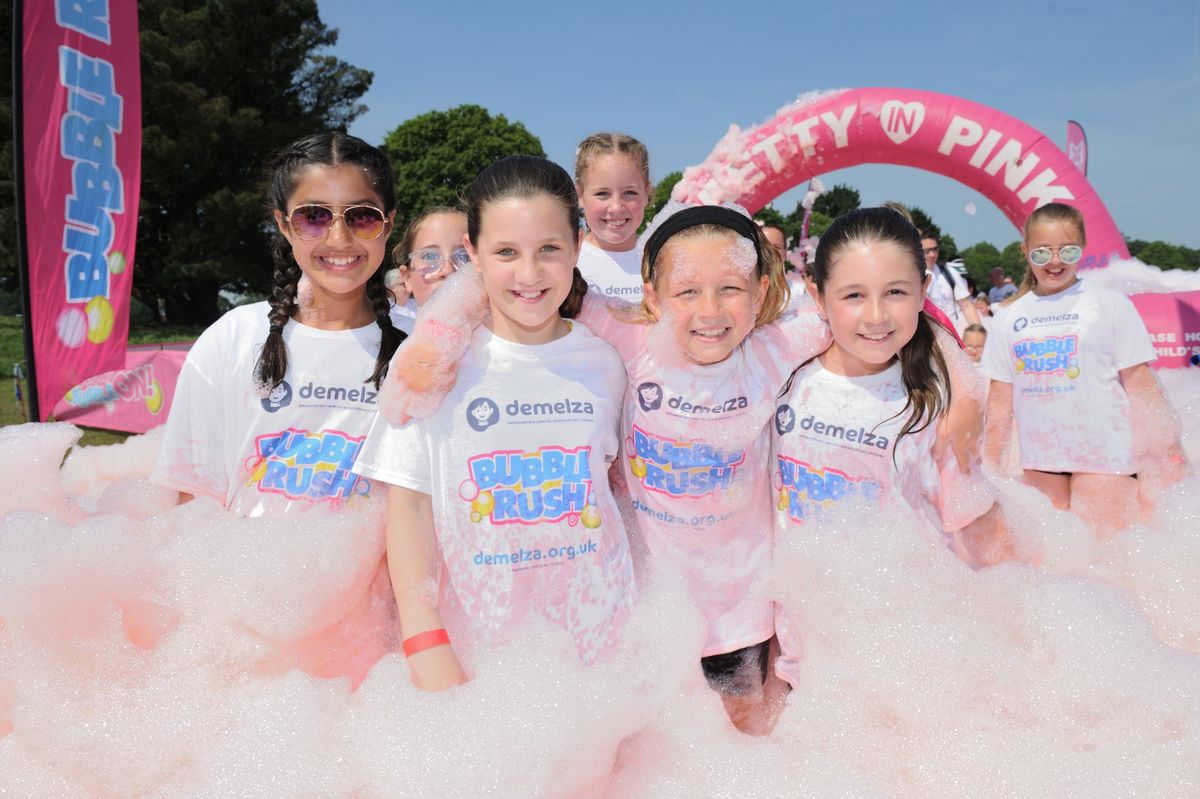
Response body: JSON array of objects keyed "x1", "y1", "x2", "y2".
[{"x1": 3, "y1": 321, "x2": 1200, "y2": 794}]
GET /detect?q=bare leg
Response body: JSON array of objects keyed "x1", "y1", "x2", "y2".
[
  {"x1": 1070, "y1": 473, "x2": 1140, "y2": 540},
  {"x1": 1022, "y1": 469, "x2": 1071, "y2": 510}
]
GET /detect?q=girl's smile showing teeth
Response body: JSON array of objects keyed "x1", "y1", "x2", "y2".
[
  {"x1": 692, "y1": 326, "x2": 730, "y2": 340},
  {"x1": 511, "y1": 288, "x2": 550, "y2": 303},
  {"x1": 319, "y1": 254, "x2": 363, "y2": 270},
  {"x1": 859, "y1": 331, "x2": 893, "y2": 343}
]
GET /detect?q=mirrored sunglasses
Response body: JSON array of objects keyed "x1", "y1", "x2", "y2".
[
  {"x1": 408, "y1": 247, "x2": 471, "y2": 276},
  {"x1": 1028, "y1": 245, "x2": 1083, "y2": 267},
  {"x1": 287, "y1": 204, "x2": 388, "y2": 240}
]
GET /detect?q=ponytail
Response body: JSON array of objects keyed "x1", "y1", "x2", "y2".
[
  {"x1": 893, "y1": 312, "x2": 951, "y2": 463},
  {"x1": 558, "y1": 267, "x2": 589, "y2": 319}
]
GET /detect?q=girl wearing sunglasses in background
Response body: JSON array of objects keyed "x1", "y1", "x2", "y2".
[
  {"x1": 388, "y1": 207, "x2": 471, "y2": 333},
  {"x1": 981, "y1": 202, "x2": 1187, "y2": 535},
  {"x1": 154, "y1": 132, "x2": 406, "y2": 515}
]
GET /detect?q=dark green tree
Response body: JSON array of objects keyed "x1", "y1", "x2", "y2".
[
  {"x1": 753, "y1": 206, "x2": 786, "y2": 230},
  {"x1": 939, "y1": 234, "x2": 959, "y2": 263},
  {"x1": 644, "y1": 170, "x2": 682, "y2": 228},
  {"x1": 909, "y1": 206, "x2": 940, "y2": 242},
  {"x1": 812, "y1": 182, "x2": 859, "y2": 219},
  {"x1": 1127, "y1": 239, "x2": 1200, "y2": 271},
  {"x1": 999, "y1": 241, "x2": 1026, "y2": 276},
  {"x1": 136, "y1": 0, "x2": 372, "y2": 325},
  {"x1": 806, "y1": 210, "x2": 835, "y2": 239},
  {"x1": 382, "y1": 105, "x2": 543, "y2": 234},
  {"x1": 0, "y1": 0, "x2": 18, "y2": 297},
  {"x1": 959, "y1": 241, "x2": 1002, "y2": 286}
]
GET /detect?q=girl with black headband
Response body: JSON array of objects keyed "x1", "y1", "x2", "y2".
[
  {"x1": 384, "y1": 200, "x2": 830, "y2": 730},
  {"x1": 384, "y1": 200, "x2": 987, "y2": 733}
]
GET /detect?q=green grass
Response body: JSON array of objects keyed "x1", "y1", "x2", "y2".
[{"x1": 0, "y1": 316, "x2": 204, "y2": 446}]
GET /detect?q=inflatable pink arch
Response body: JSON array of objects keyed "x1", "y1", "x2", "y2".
[{"x1": 673, "y1": 88, "x2": 1129, "y2": 268}]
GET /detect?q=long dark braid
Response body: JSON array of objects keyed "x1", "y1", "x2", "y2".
[
  {"x1": 365, "y1": 267, "x2": 406, "y2": 388},
  {"x1": 255, "y1": 230, "x2": 303, "y2": 391},
  {"x1": 254, "y1": 131, "x2": 401, "y2": 392}
]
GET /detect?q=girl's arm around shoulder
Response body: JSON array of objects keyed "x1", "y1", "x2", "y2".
[
  {"x1": 386, "y1": 485, "x2": 467, "y2": 691},
  {"x1": 577, "y1": 290, "x2": 646, "y2": 360},
  {"x1": 751, "y1": 291, "x2": 832, "y2": 380},
  {"x1": 377, "y1": 269, "x2": 490, "y2": 426}
]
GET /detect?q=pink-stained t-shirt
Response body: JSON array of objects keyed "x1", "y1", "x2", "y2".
[
  {"x1": 770, "y1": 358, "x2": 996, "y2": 687},
  {"x1": 580, "y1": 293, "x2": 830, "y2": 656},
  {"x1": 981, "y1": 280, "x2": 1156, "y2": 475},
  {"x1": 353, "y1": 323, "x2": 635, "y2": 664}
]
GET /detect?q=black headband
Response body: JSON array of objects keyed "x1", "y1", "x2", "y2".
[{"x1": 644, "y1": 205, "x2": 763, "y2": 269}]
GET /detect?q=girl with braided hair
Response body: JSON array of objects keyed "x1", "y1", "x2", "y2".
[{"x1": 153, "y1": 131, "x2": 405, "y2": 515}]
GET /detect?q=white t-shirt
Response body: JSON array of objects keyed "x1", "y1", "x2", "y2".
[
  {"x1": 153, "y1": 302, "x2": 386, "y2": 517},
  {"x1": 577, "y1": 240, "x2": 644, "y2": 302},
  {"x1": 389, "y1": 299, "x2": 417, "y2": 336},
  {"x1": 981, "y1": 280, "x2": 1155, "y2": 474},
  {"x1": 771, "y1": 358, "x2": 993, "y2": 687},
  {"x1": 580, "y1": 294, "x2": 830, "y2": 657},
  {"x1": 927, "y1": 264, "x2": 970, "y2": 332},
  {"x1": 352, "y1": 323, "x2": 634, "y2": 664}
]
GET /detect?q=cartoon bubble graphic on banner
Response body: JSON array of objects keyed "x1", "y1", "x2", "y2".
[
  {"x1": 458, "y1": 479, "x2": 479, "y2": 502},
  {"x1": 56, "y1": 307, "x2": 87, "y2": 348},
  {"x1": 145, "y1": 379, "x2": 165, "y2": 414},
  {"x1": 108, "y1": 251, "x2": 127, "y2": 275},
  {"x1": 85, "y1": 296, "x2": 115, "y2": 344}
]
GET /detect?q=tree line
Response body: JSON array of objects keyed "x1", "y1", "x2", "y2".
[{"x1": 0, "y1": 1, "x2": 1194, "y2": 327}]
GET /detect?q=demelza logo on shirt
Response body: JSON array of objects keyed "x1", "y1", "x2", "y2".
[
  {"x1": 792, "y1": 414, "x2": 891, "y2": 450},
  {"x1": 296, "y1": 380, "x2": 377, "y2": 405},
  {"x1": 467, "y1": 394, "x2": 595, "y2": 431},
  {"x1": 668, "y1": 394, "x2": 749, "y2": 415}
]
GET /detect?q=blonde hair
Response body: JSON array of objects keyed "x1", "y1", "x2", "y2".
[
  {"x1": 620, "y1": 223, "x2": 790, "y2": 327},
  {"x1": 1008, "y1": 202, "x2": 1087, "y2": 304},
  {"x1": 574, "y1": 132, "x2": 650, "y2": 187}
]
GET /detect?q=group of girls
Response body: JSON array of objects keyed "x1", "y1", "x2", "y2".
[{"x1": 153, "y1": 128, "x2": 1186, "y2": 733}]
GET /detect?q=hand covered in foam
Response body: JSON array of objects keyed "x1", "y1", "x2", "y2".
[{"x1": 378, "y1": 268, "x2": 489, "y2": 425}]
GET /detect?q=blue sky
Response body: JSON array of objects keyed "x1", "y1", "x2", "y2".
[{"x1": 315, "y1": 0, "x2": 1200, "y2": 249}]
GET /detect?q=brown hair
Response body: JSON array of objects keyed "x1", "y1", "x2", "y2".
[
  {"x1": 257, "y1": 131, "x2": 403, "y2": 392},
  {"x1": 1009, "y1": 202, "x2": 1087, "y2": 304},
  {"x1": 574, "y1": 132, "x2": 650, "y2": 187},
  {"x1": 464, "y1": 155, "x2": 587, "y2": 319},
  {"x1": 809, "y1": 207, "x2": 952, "y2": 460}
]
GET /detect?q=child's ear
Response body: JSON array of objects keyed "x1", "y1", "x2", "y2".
[
  {"x1": 753, "y1": 273, "x2": 769, "y2": 315},
  {"x1": 805, "y1": 280, "x2": 826, "y2": 320},
  {"x1": 642, "y1": 281, "x2": 661, "y2": 320},
  {"x1": 464, "y1": 233, "x2": 480, "y2": 275},
  {"x1": 274, "y1": 210, "x2": 292, "y2": 242}
]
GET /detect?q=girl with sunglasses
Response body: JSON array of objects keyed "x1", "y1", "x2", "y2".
[
  {"x1": 388, "y1": 207, "x2": 470, "y2": 332},
  {"x1": 154, "y1": 131, "x2": 406, "y2": 515},
  {"x1": 981, "y1": 202, "x2": 1185, "y2": 535}
]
